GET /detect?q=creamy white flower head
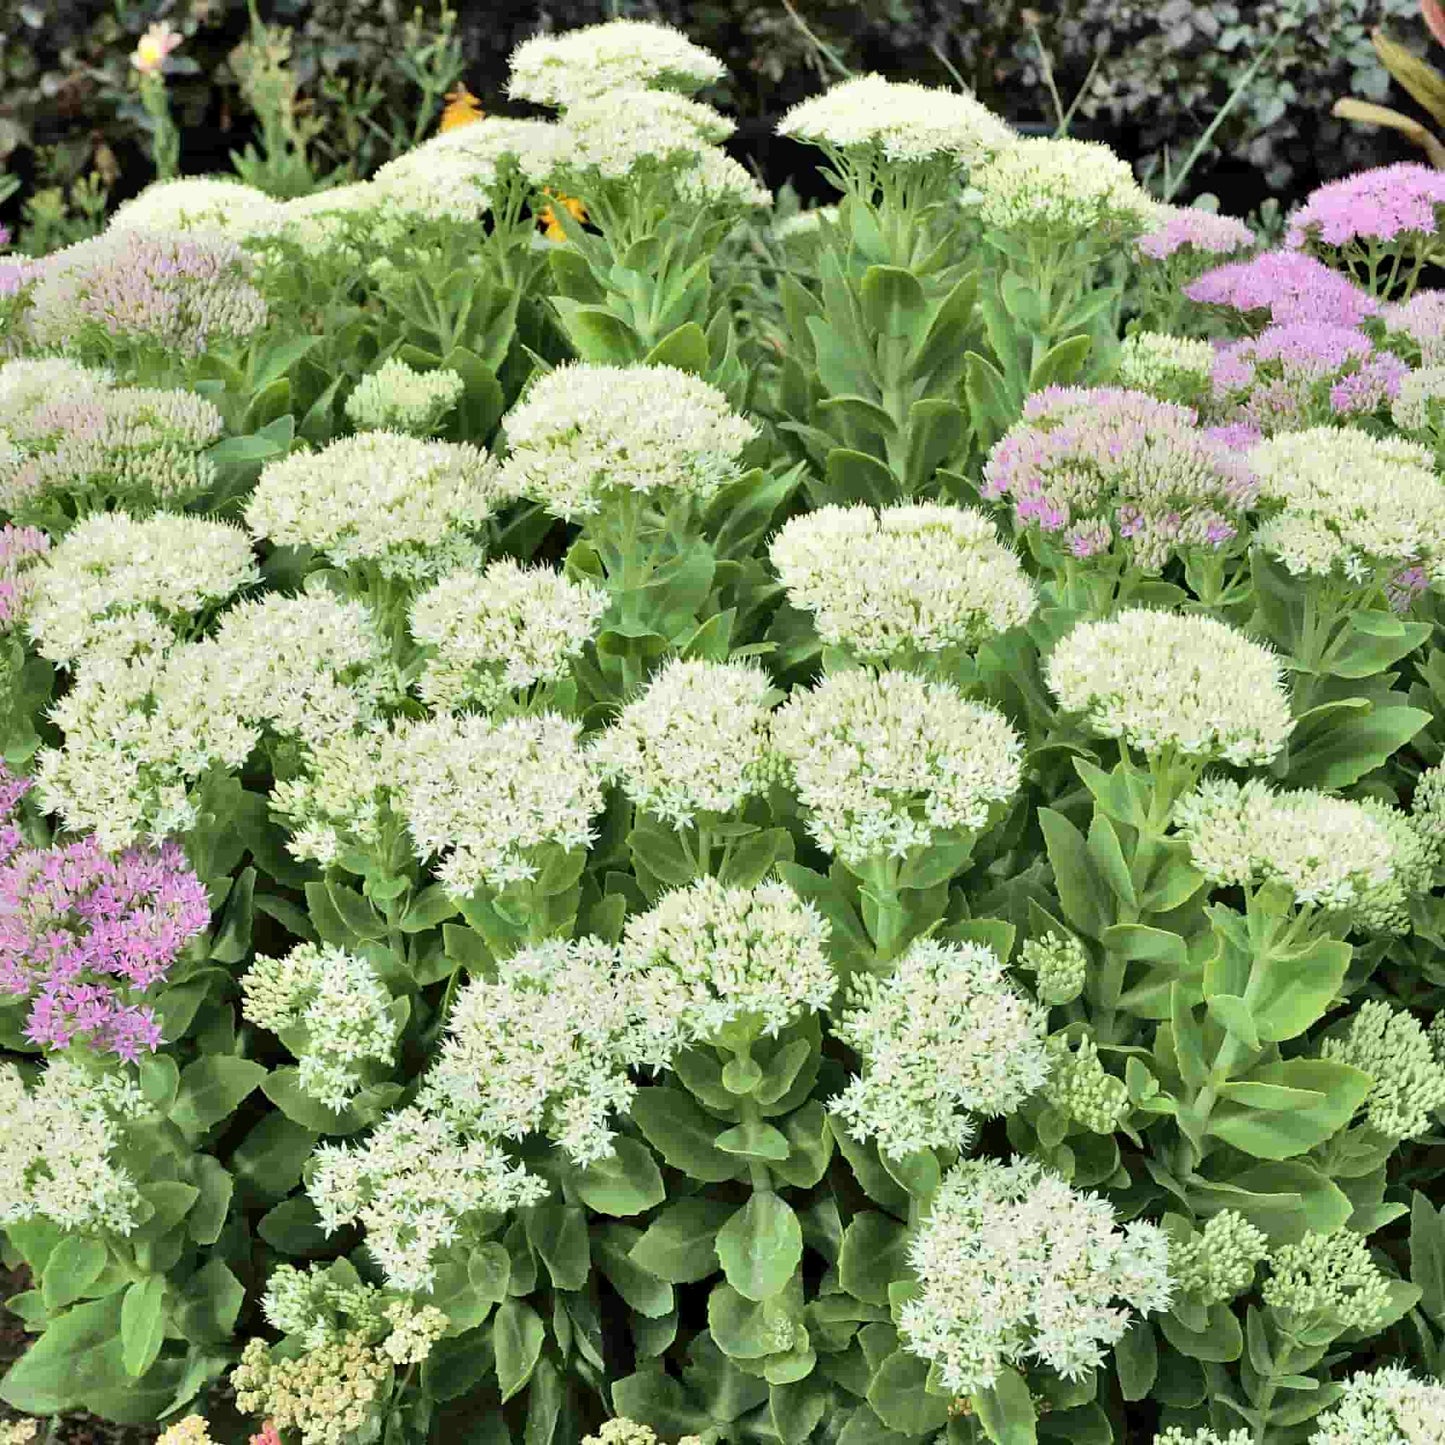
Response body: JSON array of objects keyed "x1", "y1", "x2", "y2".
[
  {"x1": 36, "y1": 642, "x2": 259, "y2": 847},
  {"x1": 901, "y1": 1155, "x2": 1172, "y2": 1393},
  {"x1": 521, "y1": 89, "x2": 733, "y2": 186},
  {"x1": 777, "y1": 74, "x2": 1014, "y2": 168},
  {"x1": 773, "y1": 669, "x2": 1023, "y2": 866},
  {"x1": 0, "y1": 358, "x2": 112, "y2": 426},
  {"x1": 345, "y1": 359, "x2": 464, "y2": 437},
  {"x1": 107, "y1": 176, "x2": 286, "y2": 239},
  {"x1": 394, "y1": 711, "x2": 602, "y2": 894},
  {"x1": 1249, "y1": 428, "x2": 1445, "y2": 583},
  {"x1": 1175, "y1": 776, "x2": 1435, "y2": 931},
  {"x1": 1312, "y1": 1364, "x2": 1445, "y2": 1445},
  {"x1": 1321, "y1": 1000, "x2": 1445, "y2": 1139},
  {"x1": 1393, "y1": 364, "x2": 1445, "y2": 434},
  {"x1": 270, "y1": 181, "x2": 388, "y2": 253},
  {"x1": 28, "y1": 511, "x2": 257, "y2": 665},
  {"x1": 242, "y1": 943, "x2": 399, "y2": 1112},
  {"x1": 974, "y1": 137, "x2": 1153, "y2": 237},
  {"x1": 772, "y1": 206, "x2": 839, "y2": 241},
  {"x1": 674, "y1": 147, "x2": 773, "y2": 209},
  {"x1": 831, "y1": 937, "x2": 1049, "y2": 1156},
  {"x1": 769, "y1": 502, "x2": 1036, "y2": 661},
  {"x1": 417, "y1": 936, "x2": 641, "y2": 1166},
  {"x1": 590, "y1": 657, "x2": 778, "y2": 826},
  {"x1": 1046, "y1": 609, "x2": 1293, "y2": 765},
  {"x1": 1155, "y1": 1431, "x2": 1251, "y2": 1445},
  {"x1": 499, "y1": 362, "x2": 757, "y2": 521},
  {"x1": 309, "y1": 1105, "x2": 547, "y2": 1292},
  {"x1": 620, "y1": 875, "x2": 834, "y2": 1057},
  {"x1": 0, "y1": 1057, "x2": 151, "y2": 1235},
  {"x1": 409, "y1": 559, "x2": 607, "y2": 712},
  {"x1": 212, "y1": 592, "x2": 394, "y2": 745},
  {"x1": 508, "y1": 18, "x2": 726, "y2": 107},
  {"x1": 1116, "y1": 331, "x2": 1217, "y2": 403},
  {"x1": 247, "y1": 432, "x2": 503, "y2": 582}
]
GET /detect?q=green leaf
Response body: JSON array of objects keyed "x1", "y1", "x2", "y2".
[
  {"x1": 493, "y1": 1299, "x2": 545, "y2": 1403},
  {"x1": 860, "y1": 265, "x2": 928, "y2": 338},
  {"x1": 0, "y1": 1294, "x2": 125, "y2": 1415},
  {"x1": 42, "y1": 1236, "x2": 110, "y2": 1310},
  {"x1": 594, "y1": 1224, "x2": 675, "y2": 1318},
  {"x1": 630, "y1": 1198, "x2": 732, "y2": 1283},
  {"x1": 631, "y1": 1087, "x2": 738, "y2": 1182},
  {"x1": 1114, "y1": 1319, "x2": 1157, "y2": 1401},
  {"x1": 1248, "y1": 937, "x2": 1352, "y2": 1042},
  {"x1": 715, "y1": 1120, "x2": 791, "y2": 1161},
  {"x1": 170, "y1": 1056, "x2": 266, "y2": 1139},
  {"x1": 866, "y1": 1350, "x2": 952, "y2": 1436},
  {"x1": 572, "y1": 1137, "x2": 666, "y2": 1216},
  {"x1": 1285, "y1": 704, "x2": 1430, "y2": 790},
  {"x1": 121, "y1": 1277, "x2": 167, "y2": 1378},
  {"x1": 261, "y1": 1067, "x2": 359, "y2": 1135},
  {"x1": 524, "y1": 1202, "x2": 590, "y2": 1292},
  {"x1": 1040, "y1": 808, "x2": 1106, "y2": 938},
  {"x1": 399, "y1": 883, "x2": 460, "y2": 932},
  {"x1": 974, "y1": 1364, "x2": 1038, "y2": 1445},
  {"x1": 717, "y1": 1193, "x2": 803, "y2": 1302},
  {"x1": 826, "y1": 448, "x2": 897, "y2": 506},
  {"x1": 839, "y1": 1213, "x2": 910, "y2": 1307},
  {"x1": 1411, "y1": 1191, "x2": 1445, "y2": 1321},
  {"x1": 1205, "y1": 993, "x2": 1261, "y2": 1051},
  {"x1": 1159, "y1": 1301, "x2": 1243, "y2": 1363},
  {"x1": 551, "y1": 301, "x2": 641, "y2": 365},
  {"x1": 173, "y1": 1260, "x2": 244, "y2": 1346},
  {"x1": 1028, "y1": 334, "x2": 1092, "y2": 392},
  {"x1": 644, "y1": 321, "x2": 710, "y2": 373},
  {"x1": 1209, "y1": 1059, "x2": 1372, "y2": 1159}
]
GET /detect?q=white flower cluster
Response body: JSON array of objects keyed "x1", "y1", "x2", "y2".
[
  {"x1": 1248, "y1": 429, "x2": 1445, "y2": 582},
  {"x1": 831, "y1": 938, "x2": 1049, "y2": 1156},
  {"x1": 107, "y1": 177, "x2": 286, "y2": 239},
  {"x1": 1046, "y1": 609, "x2": 1294, "y2": 766},
  {"x1": 768, "y1": 502, "x2": 1036, "y2": 661},
  {"x1": 900, "y1": 1155, "x2": 1172, "y2": 1393},
  {"x1": 775, "y1": 74, "x2": 1015, "y2": 168},
  {"x1": 246, "y1": 432, "x2": 504, "y2": 582},
  {"x1": 241, "y1": 943, "x2": 399, "y2": 1112},
  {"x1": 1116, "y1": 331, "x2": 1217, "y2": 405},
  {"x1": 1392, "y1": 364, "x2": 1445, "y2": 435},
  {"x1": 508, "y1": 18, "x2": 727, "y2": 107},
  {"x1": 673, "y1": 148, "x2": 773, "y2": 210},
  {"x1": 590, "y1": 658, "x2": 779, "y2": 826},
  {"x1": 1154, "y1": 1431, "x2": 1250, "y2": 1445},
  {"x1": 620, "y1": 875, "x2": 835, "y2": 1056},
  {"x1": 1321, "y1": 1000, "x2": 1445, "y2": 1138},
  {"x1": 417, "y1": 936, "x2": 642, "y2": 1166},
  {"x1": 772, "y1": 669, "x2": 1023, "y2": 866},
  {"x1": 261, "y1": 1263, "x2": 386, "y2": 1350},
  {"x1": 1175, "y1": 777, "x2": 1435, "y2": 932},
  {"x1": 521, "y1": 90, "x2": 733, "y2": 187},
  {"x1": 27, "y1": 511, "x2": 257, "y2": 665},
  {"x1": 309, "y1": 1105, "x2": 547, "y2": 1292},
  {"x1": 973, "y1": 137, "x2": 1154, "y2": 238},
  {"x1": 409, "y1": 560, "x2": 608, "y2": 712},
  {"x1": 499, "y1": 363, "x2": 757, "y2": 521},
  {"x1": 393, "y1": 711, "x2": 602, "y2": 894},
  {"x1": 1312, "y1": 1365, "x2": 1445, "y2": 1445},
  {"x1": 344, "y1": 359, "x2": 464, "y2": 437},
  {"x1": 0, "y1": 358, "x2": 112, "y2": 424},
  {"x1": 0, "y1": 1057, "x2": 150, "y2": 1235},
  {"x1": 269, "y1": 725, "x2": 403, "y2": 867}
]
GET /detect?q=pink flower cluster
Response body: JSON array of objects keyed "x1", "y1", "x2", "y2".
[
  {"x1": 1211, "y1": 323, "x2": 1408, "y2": 434},
  {"x1": 0, "y1": 760, "x2": 31, "y2": 864},
  {"x1": 0, "y1": 833, "x2": 210, "y2": 1060},
  {"x1": 0, "y1": 524, "x2": 50, "y2": 633},
  {"x1": 1185, "y1": 251, "x2": 1379, "y2": 328},
  {"x1": 1288, "y1": 163, "x2": 1445, "y2": 250},
  {"x1": 1137, "y1": 208, "x2": 1254, "y2": 261},
  {"x1": 982, "y1": 387, "x2": 1258, "y2": 570}
]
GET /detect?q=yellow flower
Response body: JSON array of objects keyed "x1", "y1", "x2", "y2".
[
  {"x1": 439, "y1": 85, "x2": 485, "y2": 133},
  {"x1": 538, "y1": 188, "x2": 587, "y2": 242},
  {"x1": 132, "y1": 22, "x2": 183, "y2": 75}
]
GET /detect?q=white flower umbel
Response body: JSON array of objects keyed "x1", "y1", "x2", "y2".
[
  {"x1": 974, "y1": 137, "x2": 1153, "y2": 239},
  {"x1": 0, "y1": 358, "x2": 112, "y2": 426},
  {"x1": 1392, "y1": 364, "x2": 1445, "y2": 435},
  {"x1": 211, "y1": 592, "x2": 394, "y2": 746},
  {"x1": 1174, "y1": 777, "x2": 1435, "y2": 932},
  {"x1": 1154, "y1": 1431, "x2": 1251, "y2": 1445},
  {"x1": 499, "y1": 362, "x2": 757, "y2": 522},
  {"x1": 1046, "y1": 609, "x2": 1294, "y2": 766},
  {"x1": 590, "y1": 657, "x2": 779, "y2": 827},
  {"x1": 309, "y1": 1105, "x2": 547, "y2": 1292},
  {"x1": 831, "y1": 938, "x2": 1049, "y2": 1156},
  {"x1": 409, "y1": 560, "x2": 608, "y2": 712},
  {"x1": 620, "y1": 875, "x2": 834, "y2": 1059},
  {"x1": 1116, "y1": 331, "x2": 1217, "y2": 406},
  {"x1": 0, "y1": 1057, "x2": 150, "y2": 1235},
  {"x1": 36, "y1": 642, "x2": 260, "y2": 847},
  {"x1": 771, "y1": 669, "x2": 1023, "y2": 867},
  {"x1": 1248, "y1": 428, "x2": 1445, "y2": 583},
  {"x1": 1312, "y1": 1365, "x2": 1445, "y2": 1445},
  {"x1": 900, "y1": 1155, "x2": 1172, "y2": 1393},
  {"x1": 674, "y1": 148, "x2": 773, "y2": 210},
  {"x1": 394, "y1": 711, "x2": 602, "y2": 895},
  {"x1": 776, "y1": 74, "x2": 1013, "y2": 170},
  {"x1": 107, "y1": 176, "x2": 286, "y2": 239},
  {"x1": 28, "y1": 511, "x2": 257, "y2": 666},
  {"x1": 344, "y1": 359, "x2": 464, "y2": 437},
  {"x1": 417, "y1": 936, "x2": 640, "y2": 1166},
  {"x1": 508, "y1": 19, "x2": 727, "y2": 107},
  {"x1": 769, "y1": 502, "x2": 1036, "y2": 662},
  {"x1": 1322, "y1": 1000, "x2": 1445, "y2": 1139},
  {"x1": 246, "y1": 432, "x2": 503, "y2": 583},
  {"x1": 242, "y1": 943, "x2": 399, "y2": 1112}
]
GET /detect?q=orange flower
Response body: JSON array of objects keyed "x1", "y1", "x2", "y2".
[
  {"x1": 538, "y1": 189, "x2": 587, "y2": 242},
  {"x1": 439, "y1": 84, "x2": 485, "y2": 133},
  {"x1": 131, "y1": 22, "x2": 182, "y2": 75}
]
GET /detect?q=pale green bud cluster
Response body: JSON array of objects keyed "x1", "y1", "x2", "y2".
[
  {"x1": 1116, "y1": 331, "x2": 1216, "y2": 407},
  {"x1": 1020, "y1": 930, "x2": 1088, "y2": 1005},
  {"x1": 344, "y1": 359, "x2": 464, "y2": 437},
  {"x1": 1154, "y1": 1429, "x2": 1251, "y2": 1445},
  {"x1": 1262, "y1": 1230, "x2": 1392, "y2": 1332},
  {"x1": 1169, "y1": 1209, "x2": 1269, "y2": 1306},
  {"x1": 1043, "y1": 1034, "x2": 1130, "y2": 1133},
  {"x1": 1322, "y1": 1000, "x2": 1445, "y2": 1139}
]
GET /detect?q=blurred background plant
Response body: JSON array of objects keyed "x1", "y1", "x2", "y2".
[
  {"x1": 1334, "y1": 0, "x2": 1445, "y2": 165},
  {"x1": 0, "y1": 0, "x2": 1436, "y2": 243}
]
